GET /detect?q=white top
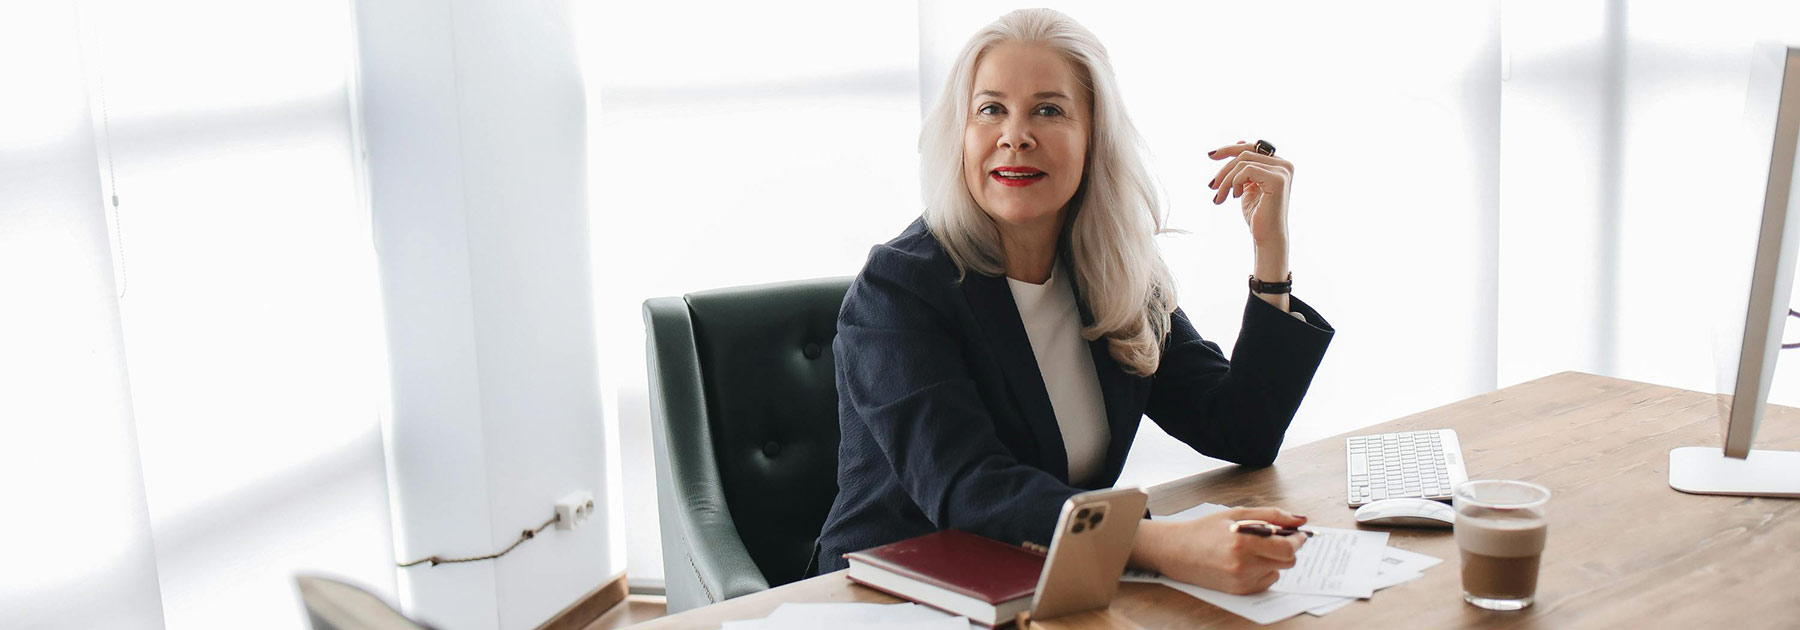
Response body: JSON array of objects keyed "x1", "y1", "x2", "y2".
[{"x1": 1006, "y1": 262, "x2": 1110, "y2": 485}]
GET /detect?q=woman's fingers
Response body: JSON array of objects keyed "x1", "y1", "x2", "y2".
[
  {"x1": 1220, "y1": 161, "x2": 1255, "y2": 202},
  {"x1": 1232, "y1": 162, "x2": 1284, "y2": 199},
  {"x1": 1213, "y1": 161, "x2": 1259, "y2": 203},
  {"x1": 1207, "y1": 140, "x2": 1256, "y2": 161},
  {"x1": 1214, "y1": 161, "x2": 1287, "y2": 204},
  {"x1": 1237, "y1": 532, "x2": 1303, "y2": 565},
  {"x1": 1222, "y1": 566, "x2": 1285, "y2": 595},
  {"x1": 1210, "y1": 154, "x2": 1292, "y2": 204},
  {"x1": 1208, "y1": 150, "x2": 1293, "y2": 188}
]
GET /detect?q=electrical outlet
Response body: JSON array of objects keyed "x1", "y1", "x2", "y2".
[{"x1": 555, "y1": 490, "x2": 595, "y2": 530}]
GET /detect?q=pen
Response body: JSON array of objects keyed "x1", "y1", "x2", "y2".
[{"x1": 1230, "y1": 519, "x2": 1309, "y2": 538}]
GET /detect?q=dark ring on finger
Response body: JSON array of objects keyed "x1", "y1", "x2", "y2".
[{"x1": 1254, "y1": 139, "x2": 1277, "y2": 156}]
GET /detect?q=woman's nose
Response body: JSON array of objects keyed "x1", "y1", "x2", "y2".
[{"x1": 998, "y1": 123, "x2": 1034, "y2": 152}]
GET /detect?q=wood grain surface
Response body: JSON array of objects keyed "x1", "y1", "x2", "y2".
[{"x1": 629, "y1": 372, "x2": 1800, "y2": 629}]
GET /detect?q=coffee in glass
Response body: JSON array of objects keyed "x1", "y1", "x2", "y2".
[{"x1": 1452, "y1": 480, "x2": 1550, "y2": 611}]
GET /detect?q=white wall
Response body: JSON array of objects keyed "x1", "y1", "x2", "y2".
[
  {"x1": 356, "y1": 0, "x2": 613, "y2": 627},
  {"x1": 0, "y1": 3, "x2": 165, "y2": 627}
]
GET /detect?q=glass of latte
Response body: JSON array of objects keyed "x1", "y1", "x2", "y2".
[{"x1": 1452, "y1": 480, "x2": 1550, "y2": 611}]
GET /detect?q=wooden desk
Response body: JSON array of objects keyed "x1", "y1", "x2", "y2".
[{"x1": 630, "y1": 372, "x2": 1800, "y2": 629}]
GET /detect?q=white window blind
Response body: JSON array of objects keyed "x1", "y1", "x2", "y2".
[{"x1": 78, "y1": 1, "x2": 396, "y2": 628}]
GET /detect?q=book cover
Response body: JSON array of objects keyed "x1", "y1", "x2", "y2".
[{"x1": 844, "y1": 529, "x2": 1044, "y2": 605}]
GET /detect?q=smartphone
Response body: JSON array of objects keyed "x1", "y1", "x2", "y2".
[{"x1": 1028, "y1": 486, "x2": 1149, "y2": 621}]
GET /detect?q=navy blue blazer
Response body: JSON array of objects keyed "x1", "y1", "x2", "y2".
[{"x1": 814, "y1": 218, "x2": 1333, "y2": 574}]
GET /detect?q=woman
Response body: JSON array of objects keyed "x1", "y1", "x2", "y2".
[{"x1": 814, "y1": 8, "x2": 1333, "y2": 595}]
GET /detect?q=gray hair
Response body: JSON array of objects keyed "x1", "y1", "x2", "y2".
[{"x1": 921, "y1": 8, "x2": 1177, "y2": 377}]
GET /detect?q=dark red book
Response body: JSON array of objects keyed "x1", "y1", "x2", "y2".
[{"x1": 843, "y1": 530, "x2": 1044, "y2": 627}]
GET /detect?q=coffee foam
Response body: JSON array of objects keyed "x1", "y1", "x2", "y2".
[{"x1": 1455, "y1": 513, "x2": 1547, "y2": 558}]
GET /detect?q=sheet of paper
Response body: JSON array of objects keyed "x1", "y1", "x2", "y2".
[
  {"x1": 764, "y1": 603, "x2": 956, "y2": 624},
  {"x1": 1301, "y1": 570, "x2": 1427, "y2": 616},
  {"x1": 1122, "y1": 568, "x2": 1340, "y2": 625},
  {"x1": 1376, "y1": 545, "x2": 1444, "y2": 575},
  {"x1": 1267, "y1": 527, "x2": 1387, "y2": 598},
  {"x1": 720, "y1": 602, "x2": 971, "y2": 630},
  {"x1": 1304, "y1": 546, "x2": 1442, "y2": 616},
  {"x1": 1303, "y1": 596, "x2": 1355, "y2": 617},
  {"x1": 1140, "y1": 504, "x2": 1444, "y2": 620},
  {"x1": 1371, "y1": 569, "x2": 1424, "y2": 591}
]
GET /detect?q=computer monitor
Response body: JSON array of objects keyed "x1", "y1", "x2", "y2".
[{"x1": 1668, "y1": 43, "x2": 1800, "y2": 498}]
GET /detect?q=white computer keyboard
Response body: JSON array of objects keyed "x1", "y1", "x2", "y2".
[{"x1": 1345, "y1": 429, "x2": 1469, "y2": 506}]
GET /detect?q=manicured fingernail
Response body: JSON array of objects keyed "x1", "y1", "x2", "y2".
[
  {"x1": 1207, "y1": 150, "x2": 1216, "y2": 156},
  {"x1": 1294, "y1": 514, "x2": 1308, "y2": 520}
]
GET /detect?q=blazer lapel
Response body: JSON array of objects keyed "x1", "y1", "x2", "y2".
[{"x1": 961, "y1": 272, "x2": 1070, "y2": 482}]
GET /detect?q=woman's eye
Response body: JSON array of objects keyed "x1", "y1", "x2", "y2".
[
  {"x1": 1034, "y1": 105, "x2": 1064, "y2": 116},
  {"x1": 977, "y1": 104, "x2": 1003, "y2": 116}
]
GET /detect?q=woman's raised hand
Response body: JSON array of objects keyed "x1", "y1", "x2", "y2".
[
  {"x1": 1129, "y1": 506, "x2": 1309, "y2": 595},
  {"x1": 1207, "y1": 141, "x2": 1295, "y2": 248}
]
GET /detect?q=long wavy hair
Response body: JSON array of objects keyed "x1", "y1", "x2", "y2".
[{"x1": 922, "y1": 8, "x2": 1177, "y2": 377}]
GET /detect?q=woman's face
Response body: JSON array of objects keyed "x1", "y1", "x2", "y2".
[{"x1": 962, "y1": 41, "x2": 1089, "y2": 234}]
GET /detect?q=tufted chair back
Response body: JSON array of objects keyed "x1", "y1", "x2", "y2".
[{"x1": 642, "y1": 277, "x2": 850, "y2": 613}]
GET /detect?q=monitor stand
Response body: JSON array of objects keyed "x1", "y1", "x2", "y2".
[{"x1": 1669, "y1": 447, "x2": 1800, "y2": 498}]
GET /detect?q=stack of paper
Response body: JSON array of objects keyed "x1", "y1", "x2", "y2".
[
  {"x1": 720, "y1": 602, "x2": 977, "y2": 630},
  {"x1": 1119, "y1": 503, "x2": 1444, "y2": 625}
]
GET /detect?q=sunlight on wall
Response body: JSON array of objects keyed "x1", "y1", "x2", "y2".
[{"x1": 79, "y1": 0, "x2": 395, "y2": 627}]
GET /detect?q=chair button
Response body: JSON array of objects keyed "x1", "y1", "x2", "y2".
[
  {"x1": 802, "y1": 342, "x2": 822, "y2": 359},
  {"x1": 762, "y1": 440, "x2": 782, "y2": 458}
]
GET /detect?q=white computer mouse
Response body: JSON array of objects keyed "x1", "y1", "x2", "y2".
[{"x1": 1354, "y1": 498, "x2": 1455, "y2": 529}]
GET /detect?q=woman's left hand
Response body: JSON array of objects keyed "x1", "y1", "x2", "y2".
[{"x1": 1208, "y1": 141, "x2": 1294, "y2": 247}]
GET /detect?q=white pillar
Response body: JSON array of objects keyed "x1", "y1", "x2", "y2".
[{"x1": 353, "y1": 0, "x2": 611, "y2": 626}]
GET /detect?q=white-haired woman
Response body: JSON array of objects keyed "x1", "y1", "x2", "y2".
[{"x1": 814, "y1": 8, "x2": 1333, "y2": 595}]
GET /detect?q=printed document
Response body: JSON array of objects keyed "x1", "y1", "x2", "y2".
[
  {"x1": 1125, "y1": 503, "x2": 1441, "y2": 623},
  {"x1": 1266, "y1": 526, "x2": 1387, "y2": 598}
]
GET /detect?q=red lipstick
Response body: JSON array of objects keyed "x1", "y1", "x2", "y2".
[{"x1": 990, "y1": 166, "x2": 1046, "y2": 187}]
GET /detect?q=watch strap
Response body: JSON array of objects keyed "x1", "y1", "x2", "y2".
[{"x1": 1249, "y1": 272, "x2": 1293, "y2": 295}]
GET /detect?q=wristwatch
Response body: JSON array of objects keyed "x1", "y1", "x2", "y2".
[{"x1": 1248, "y1": 272, "x2": 1293, "y2": 295}]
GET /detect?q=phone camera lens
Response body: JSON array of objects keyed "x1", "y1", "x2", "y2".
[
  {"x1": 1076, "y1": 508, "x2": 1091, "y2": 520},
  {"x1": 1072, "y1": 522, "x2": 1086, "y2": 534},
  {"x1": 1089, "y1": 512, "x2": 1104, "y2": 527}
]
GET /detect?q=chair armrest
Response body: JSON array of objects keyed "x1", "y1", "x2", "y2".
[{"x1": 643, "y1": 297, "x2": 770, "y2": 611}]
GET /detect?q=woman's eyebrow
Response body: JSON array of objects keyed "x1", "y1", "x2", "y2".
[{"x1": 974, "y1": 90, "x2": 1071, "y2": 101}]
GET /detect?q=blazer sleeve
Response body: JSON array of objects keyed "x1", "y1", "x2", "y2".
[
  {"x1": 1143, "y1": 294, "x2": 1334, "y2": 467},
  {"x1": 836, "y1": 248, "x2": 1080, "y2": 548}
]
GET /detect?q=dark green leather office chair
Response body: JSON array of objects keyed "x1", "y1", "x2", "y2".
[{"x1": 642, "y1": 277, "x2": 851, "y2": 613}]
